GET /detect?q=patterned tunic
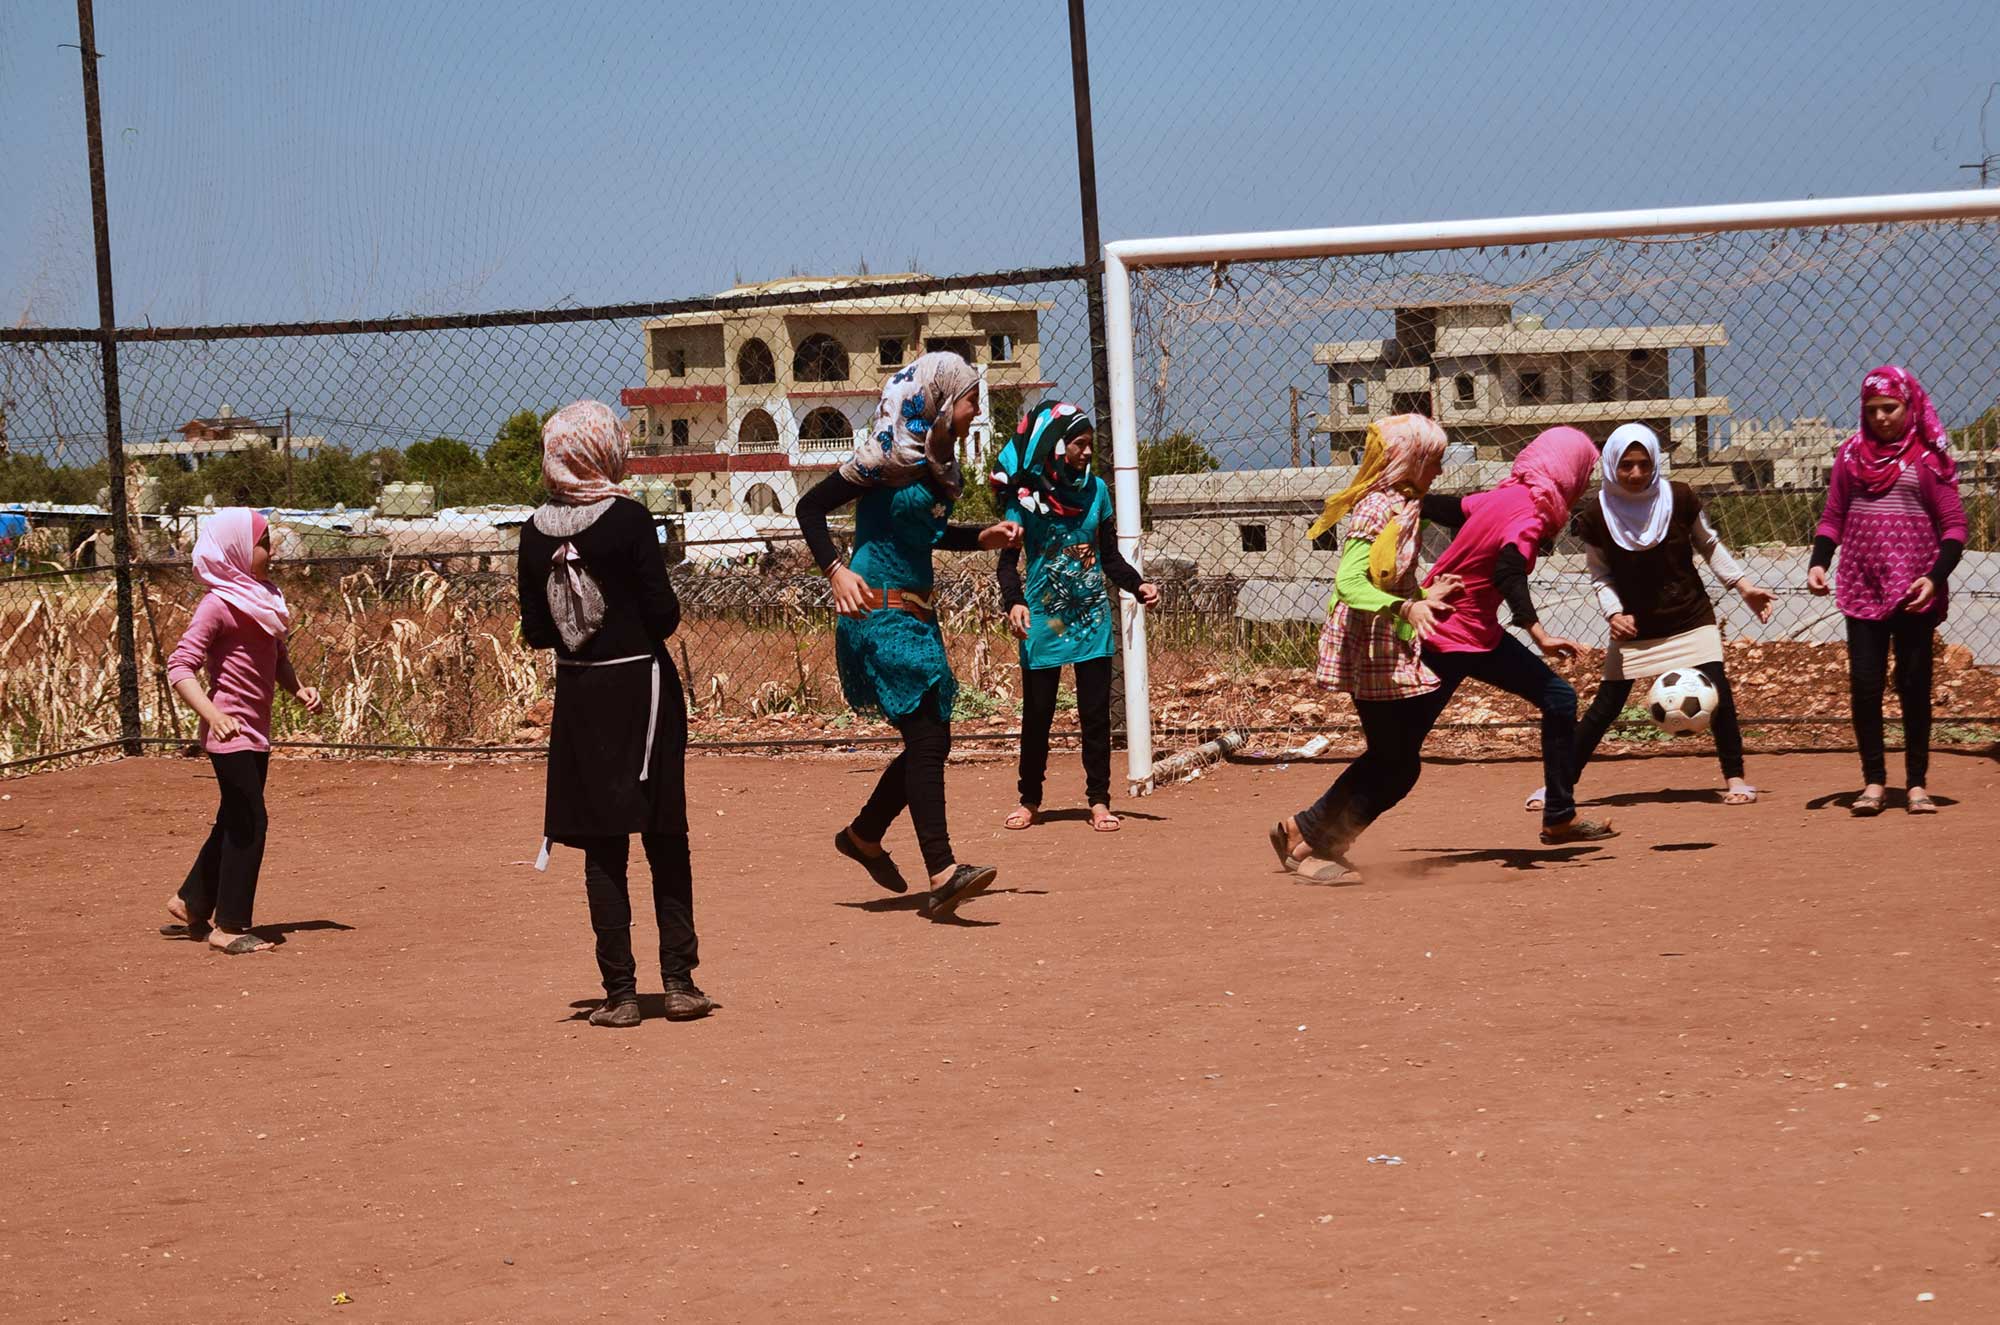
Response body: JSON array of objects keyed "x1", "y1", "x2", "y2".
[{"x1": 1314, "y1": 490, "x2": 1439, "y2": 701}]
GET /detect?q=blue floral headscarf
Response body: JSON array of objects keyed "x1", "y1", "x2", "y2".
[{"x1": 839, "y1": 350, "x2": 980, "y2": 498}]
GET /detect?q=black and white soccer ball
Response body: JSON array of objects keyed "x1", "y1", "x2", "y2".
[{"x1": 1646, "y1": 669, "x2": 1719, "y2": 735}]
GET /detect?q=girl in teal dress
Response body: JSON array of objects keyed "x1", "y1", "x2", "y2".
[
  {"x1": 796, "y1": 351, "x2": 1022, "y2": 920},
  {"x1": 991, "y1": 402, "x2": 1158, "y2": 832}
]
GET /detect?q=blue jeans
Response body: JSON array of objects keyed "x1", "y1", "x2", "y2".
[{"x1": 1294, "y1": 633, "x2": 1579, "y2": 852}]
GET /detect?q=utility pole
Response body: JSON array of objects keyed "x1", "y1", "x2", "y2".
[
  {"x1": 1289, "y1": 387, "x2": 1301, "y2": 468},
  {"x1": 1961, "y1": 82, "x2": 1998, "y2": 187},
  {"x1": 1067, "y1": 0, "x2": 1111, "y2": 437},
  {"x1": 283, "y1": 406, "x2": 294, "y2": 507},
  {"x1": 75, "y1": 0, "x2": 143, "y2": 754}
]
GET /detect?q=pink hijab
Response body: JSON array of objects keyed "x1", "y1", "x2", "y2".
[
  {"x1": 1498, "y1": 426, "x2": 1600, "y2": 540},
  {"x1": 1845, "y1": 365, "x2": 1956, "y2": 497},
  {"x1": 541, "y1": 400, "x2": 630, "y2": 506},
  {"x1": 193, "y1": 508, "x2": 289, "y2": 637}
]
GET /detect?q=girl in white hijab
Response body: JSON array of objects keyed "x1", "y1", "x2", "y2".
[{"x1": 1525, "y1": 424, "x2": 1776, "y2": 810}]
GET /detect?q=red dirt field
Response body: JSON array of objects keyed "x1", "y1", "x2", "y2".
[{"x1": 4, "y1": 747, "x2": 1999, "y2": 1323}]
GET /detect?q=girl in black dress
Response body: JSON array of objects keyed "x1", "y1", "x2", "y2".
[{"x1": 518, "y1": 400, "x2": 713, "y2": 1027}]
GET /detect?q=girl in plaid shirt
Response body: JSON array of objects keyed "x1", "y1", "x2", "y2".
[{"x1": 1270, "y1": 415, "x2": 1460, "y2": 882}]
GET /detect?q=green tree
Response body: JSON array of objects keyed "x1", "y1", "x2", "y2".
[
  {"x1": 186, "y1": 447, "x2": 286, "y2": 509},
  {"x1": 294, "y1": 445, "x2": 377, "y2": 509},
  {"x1": 405, "y1": 436, "x2": 481, "y2": 485},
  {"x1": 485, "y1": 408, "x2": 548, "y2": 496},
  {"x1": 0, "y1": 454, "x2": 109, "y2": 505}
]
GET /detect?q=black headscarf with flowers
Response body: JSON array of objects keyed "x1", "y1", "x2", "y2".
[{"x1": 991, "y1": 400, "x2": 1096, "y2": 518}]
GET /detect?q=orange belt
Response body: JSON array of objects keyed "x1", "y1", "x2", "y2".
[{"x1": 858, "y1": 588, "x2": 935, "y2": 620}]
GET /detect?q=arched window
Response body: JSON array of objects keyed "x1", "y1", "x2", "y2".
[
  {"x1": 799, "y1": 406, "x2": 853, "y2": 450},
  {"x1": 737, "y1": 338, "x2": 776, "y2": 386},
  {"x1": 737, "y1": 408, "x2": 779, "y2": 451},
  {"x1": 743, "y1": 482, "x2": 782, "y2": 515},
  {"x1": 793, "y1": 334, "x2": 849, "y2": 383}
]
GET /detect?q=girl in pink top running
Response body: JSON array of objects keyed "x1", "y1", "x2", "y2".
[{"x1": 162, "y1": 509, "x2": 321, "y2": 954}]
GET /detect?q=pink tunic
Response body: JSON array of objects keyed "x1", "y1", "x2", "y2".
[
  {"x1": 166, "y1": 593, "x2": 289, "y2": 754},
  {"x1": 1421, "y1": 486, "x2": 1542, "y2": 654},
  {"x1": 1816, "y1": 455, "x2": 1967, "y2": 622}
]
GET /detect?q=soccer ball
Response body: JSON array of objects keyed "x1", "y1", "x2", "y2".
[{"x1": 1646, "y1": 669, "x2": 1719, "y2": 735}]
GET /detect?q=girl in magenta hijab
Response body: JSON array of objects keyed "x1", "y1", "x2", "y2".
[
  {"x1": 163, "y1": 509, "x2": 321, "y2": 954},
  {"x1": 1808, "y1": 365, "x2": 1967, "y2": 816}
]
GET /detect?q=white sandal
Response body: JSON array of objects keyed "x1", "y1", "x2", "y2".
[{"x1": 1523, "y1": 786, "x2": 1546, "y2": 812}]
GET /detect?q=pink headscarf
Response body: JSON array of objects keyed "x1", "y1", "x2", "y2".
[
  {"x1": 1498, "y1": 426, "x2": 1599, "y2": 539},
  {"x1": 1846, "y1": 365, "x2": 1956, "y2": 497},
  {"x1": 541, "y1": 400, "x2": 630, "y2": 506},
  {"x1": 193, "y1": 508, "x2": 289, "y2": 637}
]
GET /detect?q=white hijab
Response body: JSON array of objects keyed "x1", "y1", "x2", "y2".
[{"x1": 1597, "y1": 423, "x2": 1673, "y2": 551}]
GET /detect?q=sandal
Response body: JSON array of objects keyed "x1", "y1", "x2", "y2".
[
  {"x1": 1004, "y1": 806, "x2": 1041, "y2": 831},
  {"x1": 1290, "y1": 853, "x2": 1361, "y2": 885},
  {"x1": 1539, "y1": 816, "x2": 1617, "y2": 845},
  {"x1": 1906, "y1": 790, "x2": 1938, "y2": 815},
  {"x1": 1849, "y1": 789, "x2": 1885, "y2": 817},
  {"x1": 1267, "y1": 821, "x2": 1299, "y2": 871},
  {"x1": 1523, "y1": 786, "x2": 1547, "y2": 812},
  {"x1": 1090, "y1": 808, "x2": 1122, "y2": 833},
  {"x1": 208, "y1": 932, "x2": 273, "y2": 955},
  {"x1": 1722, "y1": 786, "x2": 1759, "y2": 806},
  {"x1": 834, "y1": 829, "x2": 907, "y2": 894}
]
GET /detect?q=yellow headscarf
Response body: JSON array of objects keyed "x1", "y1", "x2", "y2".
[{"x1": 1307, "y1": 415, "x2": 1449, "y2": 585}]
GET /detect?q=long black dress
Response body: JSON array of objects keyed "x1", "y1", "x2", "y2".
[{"x1": 517, "y1": 496, "x2": 688, "y2": 846}]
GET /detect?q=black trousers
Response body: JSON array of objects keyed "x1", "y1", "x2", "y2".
[
  {"x1": 1017, "y1": 654, "x2": 1114, "y2": 808},
  {"x1": 1845, "y1": 612, "x2": 1936, "y2": 786},
  {"x1": 1294, "y1": 634, "x2": 1580, "y2": 850},
  {"x1": 580, "y1": 832, "x2": 698, "y2": 1001},
  {"x1": 178, "y1": 751, "x2": 270, "y2": 933},
  {"x1": 1574, "y1": 659, "x2": 1745, "y2": 783},
  {"x1": 852, "y1": 694, "x2": 955, "y2": 878}
]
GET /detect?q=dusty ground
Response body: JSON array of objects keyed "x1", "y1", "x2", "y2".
[{"x1": 3, "y1": 746, "x2": 1998, "y2": 1323}]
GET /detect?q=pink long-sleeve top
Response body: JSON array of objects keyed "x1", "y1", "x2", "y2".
[
  {"x1": 1814, "y1": 453, "x2": 1968, "y2": 621},
  {"x1": 166, "y1": 592, "x2": 290, "y2": 754}
]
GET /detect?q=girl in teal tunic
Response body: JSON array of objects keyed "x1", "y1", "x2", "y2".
[
  {"x1": 992, "y1": 402, "x2": 1157, "y2": 832},
  {"x1": 796, "y1": 352, "x2": 1022, "y2": 920}
]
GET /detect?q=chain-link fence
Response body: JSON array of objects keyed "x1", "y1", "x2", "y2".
[
  {"x1": 1118, "y1": 217, "x2": 2000, "y2": 756},
  {"x1": 1, "y1": 270, "x2": 1103, "y2": 767}
]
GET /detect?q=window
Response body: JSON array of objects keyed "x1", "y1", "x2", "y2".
[
  {"x1": 1589, "y1": 369, "x2": 1616, "y2": 403},
  {"x1": 652, "y1": 420, "x2": 664, "y2": 436},
  {"x1": 878, "y1": 337, "x2": 904, "y2": 368},
  {"x1": 1454, "y1": 374, "x2": 1476, "y2": 406},
  {"x1": 1518, "y1": 370, "x2": 1545, "y2": 404},
  {"x1": 988, "y1": 333, "x2": 1015, "y2": 363},
  {"x1": 1347, "y1": 379, "x2": 1367, "y2": 409},
  {"x1": 675, "y1": 482, "x2": 694, "y2": 512},
  {"x1": 737, "y1": 338, "x2": 776, "y2": 386},
  {"x1": 925, "y1": 336, "x2": 974, "y2": 361},
  {"x1": 667, "y1": 347, "x2": 688, "y2": 378},
  {"x1": 1239, "y1": 524, "x2": 1267, "y2": 553},
  {"x1": 671, "y1": 419, "x2": 690, "y2": 448},
  {"x1": 1311, "y1": 527, "x2": 1340, "y2": 553},
  {"x1": 737, "y1": 409, "x2": 779, "y2": 450},
  {"x1": 799, "y1": 406, "x2": 853, "y2": 449},
  {"x1": 1628, "y1": 349, "x2": 1653, "y2": 365},
  {"x1": 793, "y1": 334, "x2": 849, "y2": 383}
]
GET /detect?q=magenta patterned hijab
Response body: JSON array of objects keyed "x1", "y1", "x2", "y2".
[
  {"x1": 1497, "y1": 426, "x2": 1600, "y2": 541},
  {"x1": 1847, "y1": 365, "x2": 1956, "y2": 497}
]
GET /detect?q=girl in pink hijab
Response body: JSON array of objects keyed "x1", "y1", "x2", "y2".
[{"x1": 163, "y1": 508, "x2": 321, "y2": 954}]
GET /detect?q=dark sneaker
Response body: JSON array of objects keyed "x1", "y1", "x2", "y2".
[
  {"x1": 1539, "y1": 816, "x2": 1617, "y2": 845},
  {"x1": 834, "y1": 828, "x2": 908, "y2": 893},
  {"x1": 589, "y1": 997, "x2": 642, "y2": 1028},
  {"x1": 920, "y1": 864, "x2": 999, "y2": 920},
  {"x1": 661, "y1": 979, "x2": 717, "y2": 1021}
]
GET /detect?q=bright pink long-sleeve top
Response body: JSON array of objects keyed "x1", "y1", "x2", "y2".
[
  {"x1": 1815, "y1": 452, "x2": 1967, "y2": 621},
  {"x1": 166, "y1": 592, "x2": 291, "y2": 754}
]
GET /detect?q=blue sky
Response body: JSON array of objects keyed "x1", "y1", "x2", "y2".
[{"x1": 5, "y1": 0, "x2": 1997, "y2": 328}]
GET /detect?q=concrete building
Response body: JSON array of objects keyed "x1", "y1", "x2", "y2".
[
  {"x1": 1715, "y1": 415, "x2": 1846, "y2": 491},
  {"x1": 620, "y1": 274, "x2": 1052, "y2": 514},
  {"x1": 124, "y1": 405, "x2": 326, "y2": 467},
  {"x1": 1315, "y1": 302, "x2": 1730, "y2": 461}
]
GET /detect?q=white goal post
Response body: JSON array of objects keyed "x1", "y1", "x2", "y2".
[{"x1": 1102, "y1": 188, "x2": 2000, "y2": 792}]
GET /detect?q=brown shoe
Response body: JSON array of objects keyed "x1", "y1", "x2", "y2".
[
  {"x1": 589, "y1": 997, "x2": 642, "y2": 1028},
  {"x1": 661, "y1": 979, "x2": 716, "y2": 1021},
  {"x1": 1539, "y1": 816, "x2": 1616, "y2": 845}
]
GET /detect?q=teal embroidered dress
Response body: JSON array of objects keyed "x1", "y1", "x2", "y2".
[
  {"x1": 835, "y1": 481, "x2": 961, "y2": 719},
  {"x1": 1008, "y1": 477, "x2": 1117, "y2": 671}
]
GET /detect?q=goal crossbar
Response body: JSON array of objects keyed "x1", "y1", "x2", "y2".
[{"x1": 1102, "y1": 189, "x2": 2000, "y2": 790}]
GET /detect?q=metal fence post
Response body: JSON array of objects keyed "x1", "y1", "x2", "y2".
[{"x1": 75, "y1": 0, "x2": 144, "y2": 754}]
